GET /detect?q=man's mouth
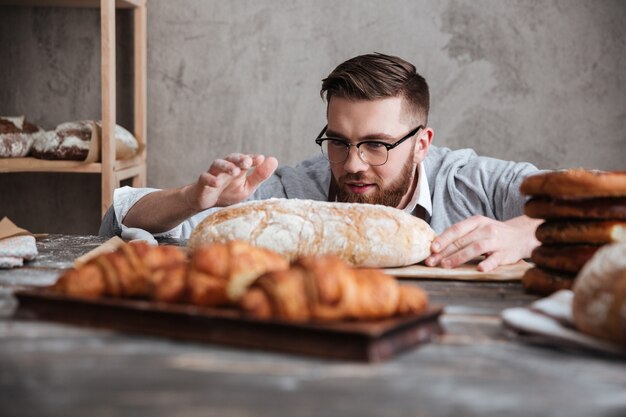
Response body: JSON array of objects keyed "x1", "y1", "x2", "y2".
[{"x1": 346, "y1": 182, "x2": 375, "y2": 194}]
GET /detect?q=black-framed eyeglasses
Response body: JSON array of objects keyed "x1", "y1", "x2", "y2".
[{"x1": 314, "y1": 124, "x2": 424, "y2": 166}]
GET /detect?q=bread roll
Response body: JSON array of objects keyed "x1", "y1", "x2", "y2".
[
  {"x1": 522, "y1": 266, "x2": 576, "y2": 296},
  {"x1": 31, "y1": 120, "x2": 139, "y2": 161},
  {"x1": 32, "y1": 120, "x2": 93, "y2": 160},
  {"x1": 0, "y1": 116, "x2": 42, "y2": 158},
  {"x1": 530, "y1": 244, "x2": 601, "y2": 274},
  {"x1": 524, "y1": 197, "x2": 626, "y2": 220},
  {"x1": 95, "y1": 121, "x2": 139, "y2": 160},
  {"x1": 520, "y1": 169, "x2": 626, "y2": 198},
  {"x1": 188, "y1": 199, "x2": 436, "y2": 268},
  {"x1": 573, "y1": 242, "x2": 626, "y2": 346},
  {"x1": 535, "y1": 220, "x2": 626, "y2": 244}
]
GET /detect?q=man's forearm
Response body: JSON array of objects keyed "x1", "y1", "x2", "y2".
[{"x1": 122, "y1": 185, "x2": 199, "y2": 233}]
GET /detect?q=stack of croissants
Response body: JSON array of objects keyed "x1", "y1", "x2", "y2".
[{"x1": 52, "y1": 240, "x2": 429, "y2": 322}]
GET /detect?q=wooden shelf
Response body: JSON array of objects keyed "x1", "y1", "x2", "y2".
[
  {"x1": 0, "y1": 154, "x2": 145, "y2": 174},
  {"x1": 0, "y1": 0, "x2": 144, "y2": 9},
  {"x1": 0, "y1": 0, "x2": 147, "y2": 217}
]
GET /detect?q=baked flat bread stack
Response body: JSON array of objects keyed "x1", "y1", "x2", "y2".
[{"x1": 520, "y1": 169, "x2": 626, "y2": 295}]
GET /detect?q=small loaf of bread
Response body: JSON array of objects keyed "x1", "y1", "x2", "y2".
[
  {"x1": 573, "y1": 242, "x2": 626, "y2": 346},
  {"x1": 31, "y1": 120, "x2": 139, "y2": 161},
  {"x1": 0, "y1": 116, "x2": 43, "y2": 158},
  {"x1": 188, "y1": 199, "x2": 436, "y2": 268}
]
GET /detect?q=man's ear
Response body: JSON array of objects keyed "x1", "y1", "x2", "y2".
[{"x1": 413, "y1": 127, "x2": 434, "y2": 163}]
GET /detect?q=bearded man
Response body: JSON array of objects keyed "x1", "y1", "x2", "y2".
[{"x1": 108, "y1": 53, "x2": 541, "y2": 271}]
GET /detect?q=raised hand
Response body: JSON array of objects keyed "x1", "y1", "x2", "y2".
[
  {"x1": 122, "y1": 153, "x2": 278, "y2": 234},
  {"x1": 183, "y1": 154, "x2": 278, "y2": 211}
]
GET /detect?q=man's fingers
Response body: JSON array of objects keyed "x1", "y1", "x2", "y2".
[
  {"x1": 438, "y1": 240, "x2": 488, "y2": 269},
  {"x1": 431, "y1": 216, "x2": 484, "y2": 253},
  {"x1": 208, "y1": 159, "x2": 241, "y2": 177},
  {"x1": 477, "y1": 253, "x2": 501, "y2": 272},
  {"x1": 197, "y1": 172, "x2": 226, "y2": 189},
  {"x1": 224, "y1": 153, "x2": 254, "y2": 170},
  {"x1": 246, "y1": 156, "x2": 278, "y2": 190}
]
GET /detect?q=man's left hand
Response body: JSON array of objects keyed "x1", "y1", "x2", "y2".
[{"x1": 425, "y1": 215, "x2": 542, "y2": 272}]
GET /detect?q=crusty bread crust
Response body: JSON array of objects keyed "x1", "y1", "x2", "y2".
[
  {"x1": 573, "y1": 242, "x2": 626, "y2": 347},
  {"x1": 524, "y1": 197, "x2": 626, "y2": 220},
  {"x1": 531, "y1": 244, "x2": 601, "y2": 274},
  {"x1": 520, "y1": 169, "x2": 626, "y2": 198},
  {"x1": 536, "y1": 220, "x2": 626, "y2": 244},
  {"x1": 521, "y1": 266, "x2": 576, "y2": 296},
  {"x1": 188, "y1": 199, "x2": 436, "y2": 268}
]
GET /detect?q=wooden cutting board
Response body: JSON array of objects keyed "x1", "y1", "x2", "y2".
[
  {"x1": 14, "y1": 288, "x2": 443, "y2": 363},
  {"x1": 383, "y1": 259, "x2": 533, "y2": 281}
]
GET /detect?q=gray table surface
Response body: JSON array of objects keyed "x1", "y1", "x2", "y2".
[{"x1": 1, "y1": 235, "x2": 625, "y2": 417}]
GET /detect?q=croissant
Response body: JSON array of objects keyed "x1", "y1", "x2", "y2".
[
  {"x1": 187, "y1": 240, "x2": 289, "y2": 306},
  {"x1": 240, "y1": 255, "x2": 429, "y2": 321},
  {"x1": 54, "y1": 241, "x2": 187, "y2": 299},
  {"x1": 54, "y1": 240, "x2": 289, "y2": 307}
]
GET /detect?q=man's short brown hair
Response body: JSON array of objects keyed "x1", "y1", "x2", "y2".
[{"x1": 320, "y1": 53, "x2": 430, "y2": 125}]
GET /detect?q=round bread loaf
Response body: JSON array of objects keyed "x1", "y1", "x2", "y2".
[
  {"x1": 31, "y1": 120, "x2": 93, "y2": 160},
  {"x1": 0, "y1": 116, "x2": 42, "y2": 158},
  {"x1": 535, "y1": 220, "x2": 626, "y2": 244},
  {"x1": 525, "y1": 197, "x2": 626, "y2": 220},
  {"x1": 521, "y1": 266, "x2": 576, "y2": 296},
  {"x1": 573, "y1": 242, "x2": 626, "y2": 346},
  {"x1": 95, "y1": 121, "x2": 139, "y2": 160},
  {"x1": 31, "y1": 120, "x2": 139, "y2": 161},
  {"x1": 520, "y1": 169, "x2": 626, "y2": 198},
  {"x1": 188, "y1": 198, "x2": 436, "y2": 268},
  {"x1": 530, "y1": 244, "x2": 601, "y2": 274}
]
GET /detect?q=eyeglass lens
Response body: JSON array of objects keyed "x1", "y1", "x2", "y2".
[{"x1": 320, "y1": 140, "x2": 388, "y2": 166}]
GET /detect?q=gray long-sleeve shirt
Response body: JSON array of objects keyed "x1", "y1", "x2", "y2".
[{"x1": 102, "y1": 145, "x2": 538, "y2": 238}]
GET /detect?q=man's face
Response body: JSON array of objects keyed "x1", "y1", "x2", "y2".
[{"x1": 327, "y1": 96, "x2": 431, "y2": 208}]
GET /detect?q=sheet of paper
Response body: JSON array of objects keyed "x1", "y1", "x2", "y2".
[
  {"x1": 0, "y1": 217, "x2": 33, "y2": 240},
  {"x1": 74, "y1": 236, "x2": 126, "y2": 268}
]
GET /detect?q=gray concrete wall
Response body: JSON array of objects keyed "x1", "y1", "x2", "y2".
[{"x1": 1, "y1": 0, "x2": 625, "y2": 234}]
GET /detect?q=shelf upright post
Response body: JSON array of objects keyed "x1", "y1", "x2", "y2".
[
  {"x1": 133, "y1": 0, "x2": 147, "y2": 187},
  {"x1": 100, "y1": 0, "x2": 116, "y2": 217}
]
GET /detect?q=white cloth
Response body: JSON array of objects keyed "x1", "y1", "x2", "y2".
[
  {"x1": 0, "y1": 235, "x2": 38, "y2": 269},
  {"x1": 501, "y1": 290, "x2": 626, "y2": 357},
  {"x1": 121, "y1": 227, "x2": 158, "y2": 246}
]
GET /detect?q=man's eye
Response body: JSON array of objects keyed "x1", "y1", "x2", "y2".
[
  {"x1": 363, "y1": 142, "x2": 386, "y2": 150},
  {"x1": 328, "y1": 139, "x2": 347, "y2": 148}
]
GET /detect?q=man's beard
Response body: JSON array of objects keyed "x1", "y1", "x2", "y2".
[{"x1": 335, "y1": 156, "x2": 416, "y2": 207}]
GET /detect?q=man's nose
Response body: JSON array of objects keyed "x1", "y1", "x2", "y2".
[{"x1": 343, "y1": 146, "x2": 369, "y2": 173}]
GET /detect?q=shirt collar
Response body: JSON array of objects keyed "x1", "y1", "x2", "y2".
[{"x1": 403, "y1": 161, "x2": 432, "y2": 217}]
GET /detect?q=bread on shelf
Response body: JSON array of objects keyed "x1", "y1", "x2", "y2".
[
  {"x1": 31, "y1": 120, "x2": 139, "y2": 161},
  {"x1": 0, "y1": 116, "x2": 43, "y2": 158}
]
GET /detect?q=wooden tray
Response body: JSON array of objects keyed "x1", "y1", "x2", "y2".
[
  {"x1": 384, "y1": 260, "x2": 532, "y2": 281},
  {"x1": 14, "y1": 288, "x2": 443, "y2": 363}
]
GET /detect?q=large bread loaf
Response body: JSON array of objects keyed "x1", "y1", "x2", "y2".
[
  {"x1": 188, "y1": 199, "x2": 436, "y2": 268},
  {"x1": 573, "y1": 242, "x2": 626, "y2": 347}
]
